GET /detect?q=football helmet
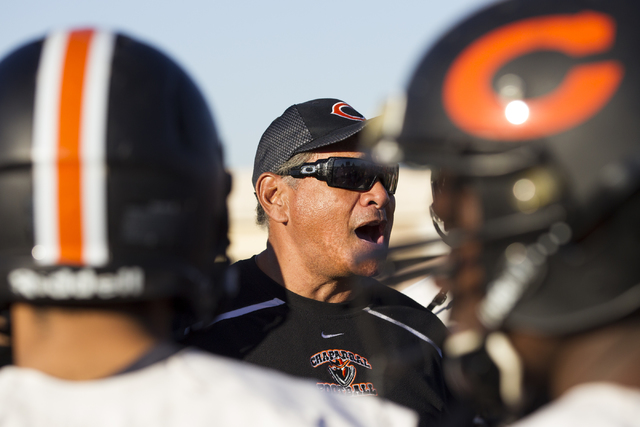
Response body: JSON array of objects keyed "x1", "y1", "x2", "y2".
[
  {"x1": 0, "y1": 28, "x2": 230, "y2": 318},
  {"x1": 368, "y1": 0, "x2": 640, "y2": 417}
]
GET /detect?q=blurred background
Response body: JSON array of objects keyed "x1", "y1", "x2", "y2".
[{"x1": 1, "y1": 0, "x2": 493, "y2": 262}]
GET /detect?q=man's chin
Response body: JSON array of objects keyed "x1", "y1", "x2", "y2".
[
  {"x1": 349, "y1": 242, "x2": 390, "y2": 277},
  {"x1": 350, "y1": 258, "x2": 382, "y2": 278}
]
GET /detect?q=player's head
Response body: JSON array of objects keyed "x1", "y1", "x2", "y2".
[
  {"x1": 368, "y1": 0, "x2": 640, "y2": 418},
  {"x1": 0, "y1": 28, "x2": 230, "y2": 319},
  {"x1": 253, "y1": 98, "x2": 397, "y2": 278},
  {"x1": 252, "y1": 98, "x2": 373, "y2": 224}
]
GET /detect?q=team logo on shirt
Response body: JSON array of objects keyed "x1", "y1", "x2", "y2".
[
  {"x1": 310, "y1": 349, "x2": 378, "y2": 396},
  {"x1": 328, "y1": 358, "x2": 356, "y2": 386},
  {"x1": 310, "y1": 349, "x2": 371, "y2": 369}
]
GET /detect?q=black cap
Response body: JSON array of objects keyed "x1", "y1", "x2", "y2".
[{"x1": 252, "y1": 98, "x2": 367, "y2": 187}]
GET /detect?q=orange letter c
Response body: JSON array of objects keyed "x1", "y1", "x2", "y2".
[{"x1": 442, "y1": 11, "x2": 624, "y2": 141}]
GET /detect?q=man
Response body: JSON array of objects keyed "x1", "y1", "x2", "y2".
[
  {"x1": 185, "y1": 98, "x2": 450, "y2": 426},
  {"x1": 368, "y1": 0, "x2": 640, "y2": 425},
  {"x1": 0, "y1": 30, "x2": 417, "y2": 426}
]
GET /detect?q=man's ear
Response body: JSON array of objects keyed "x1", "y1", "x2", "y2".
[{"x1": 255, "y1": 173, "x2": 290, "y2": 224}]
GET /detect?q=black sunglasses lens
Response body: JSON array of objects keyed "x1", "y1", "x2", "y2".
[
  {"x1": 382, "y1": 166, "x2": 398, "y2": 194},
  {"x1": 330, "y1": 158, "x2": 398, "y2": 193},
  {"x1": 331, "y1": 158, "x2": 370, "y2": 190}
]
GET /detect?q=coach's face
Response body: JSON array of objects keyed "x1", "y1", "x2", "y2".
[{"x1": 287, "y1": 149, "x2": 395, "y2": 279}]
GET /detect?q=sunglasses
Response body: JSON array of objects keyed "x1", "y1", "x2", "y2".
[{"x1": 287, "y1": 157, "x2": 399, "y2": 194}]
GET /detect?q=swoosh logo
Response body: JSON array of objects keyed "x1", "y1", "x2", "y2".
[{"x1": 321, "y1": 332, "x2": 344, "y2": 339}]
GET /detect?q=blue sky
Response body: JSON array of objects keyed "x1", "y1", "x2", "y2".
[{"x1": 1, "y1": 0, "x2": 494, "y2": 168}]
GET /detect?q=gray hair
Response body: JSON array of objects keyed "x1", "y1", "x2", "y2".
[{"x1": 255, "y1": 151, "x2": 314, "y2": 227}]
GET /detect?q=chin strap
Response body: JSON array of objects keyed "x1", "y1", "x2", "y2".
[
  {"x1": 443, "y1": 221, "x2": 573, "y2": 418},
  {"x1": 477, "y1": 221, "x2": 572, "y2": 330},
  {"x1": 445, "y1": 329, "x2": 524, "y2": 413}
]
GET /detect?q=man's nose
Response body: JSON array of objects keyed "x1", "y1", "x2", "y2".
[{"x1": 361, "y1": 179, "x2": 391, "y2": 207}]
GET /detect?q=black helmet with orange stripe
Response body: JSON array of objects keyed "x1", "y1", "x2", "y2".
[
  {"x1": 369, "y1": 0, "x2": 640, "y2": 417},
  {"x1": 0, "y1": 28, "x2": 230, "y2": 318}
]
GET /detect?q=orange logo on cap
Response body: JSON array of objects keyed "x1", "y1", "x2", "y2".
[
  {"x1": 331, "y1": 102, "x2": 365, "y2": 121},
  {"x1": 442, "y1": 11, "x2": 624, "y2": 141}
]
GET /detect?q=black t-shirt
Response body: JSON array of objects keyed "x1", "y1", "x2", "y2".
[{"x1": 184, "y1": 257, "x2": 451, "y2": 426}]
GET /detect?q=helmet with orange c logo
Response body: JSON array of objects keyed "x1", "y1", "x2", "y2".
[{"x1": 370, "y1": 0, "x2": 640, "y2": 418}]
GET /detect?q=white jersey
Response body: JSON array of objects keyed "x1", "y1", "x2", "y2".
[
  {"x1": 510, "y1": 382, "x2": 640, "y2": 427},
  {"x1": 0, "y1": 348, "x2": 417, "y2": 427}
]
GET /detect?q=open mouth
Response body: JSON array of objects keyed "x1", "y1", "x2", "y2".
[{"x1": 355, "y1": 221, "x2": 387, "y2": 245}]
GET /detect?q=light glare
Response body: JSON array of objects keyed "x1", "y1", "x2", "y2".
[
  {"x1": 513, "y1": 178, "x2": 536, "y2": 202},
  {"x1": 31, "y1": 245, "x2": 46, "y2": 260},
  {"x1": 505, "y1": 100, "x2": 529, "y2": 125}
]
